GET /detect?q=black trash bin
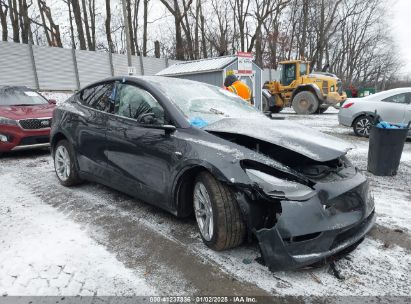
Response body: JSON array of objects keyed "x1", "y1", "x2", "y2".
[{"x1": 367, "y1": 124, "x2": 409, "y2": 176}]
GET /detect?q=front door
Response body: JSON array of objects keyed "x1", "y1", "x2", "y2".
[{"x1": 106, "y1": 82, "x2": 180, "y2": 208}]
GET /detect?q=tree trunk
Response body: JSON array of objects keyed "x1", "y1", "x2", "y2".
[
  {"x1": 71, "y1": 0, "x2": 87, "y2": 50},
  {"x1": 67, "y1": 0, "x2": 76, "y2": 48},
  {"x1": 200, "y1": 6, "x2": 207, "y2": 58},
  {"x1": 18, "y1": 0, "x2": 30, "y2": 43},
  {"x1": 299, "y1": 0, "x2": 308, "y2": 59},
  {"x1": 254, "y1": 28, "x2": 263, "y2": 67},
  {"x1": 105, "y1": 0, "x2": 113, "y2": 52},
  {"x1": 0, "y1": 1, "x2": 9, "y2": 41},
  {"x1": 125, "y1": 0, "x2": 135, "y2": 55},
  {"x1": 8, "y1": 0, "x2": 19, "y2": 42},
  {"x1": 175, "y1": 17, "x2": 184, "y2": 60},
  {"x1": 89, "y1": 0, "x2": 96, "y2": 50},
  {"x1": 154, "y1": 40, "x2": 160, "y2": 58},
  {"x1": 81, "y1": 0, "x2": 93, "y2": 50},
  {"x1": 143, "y1": 0, "x2": 148, "y2": 56}
]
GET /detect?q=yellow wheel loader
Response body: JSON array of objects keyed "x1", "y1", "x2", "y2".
[{"x1": 262, "y1": 60, "x2": 347, "y2": 114}]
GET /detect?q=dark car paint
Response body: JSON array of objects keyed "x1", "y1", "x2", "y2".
[
  {"x1": 204, "y1": 117, "x2": 352, "y2": 162},
  {"x1": 51, "y1": 76, "x2": 375, "y2": 271}
]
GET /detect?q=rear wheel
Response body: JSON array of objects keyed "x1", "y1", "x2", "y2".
[
  {"x1": 292, "y1": 91, "x2": 319, "y2": 114},
  {"x1": 353, "y1": 115, "x2": 372, "y2": 137},
  {"x1": 317, "y1": 107, "x2": 328, "y2": 114},
  {"x1": 262, "y1": 94, "x2": 270, "y2": 112},
  {"x1": 53, "y1": 140, "x2": 82, "y2": 186},
  {"x1": 193, "y1": 172, "x2": 246, "y2": 251}
]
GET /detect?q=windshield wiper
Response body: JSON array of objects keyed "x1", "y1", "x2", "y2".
[
  {"x1": 191, "y1": 108, "x2": 225, "y2": 115},
  {"x1": 209, "y1": 108, "x2": 225, "y2": 115}
]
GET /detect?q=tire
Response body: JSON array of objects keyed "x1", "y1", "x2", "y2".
[
  {"x1": 262, "y1": 94, "x2": 270, "y2": 112},
  {"x1": 317, "y1": 107, "x2": 328, "y2": 114},
  {"x1": 271, "y1": 105, "x2": 283, "y2": 113},
  {"x1": 353, "y1": 115, "x2": 372, "y2": 137},
  {"x1": 193, "y1": 171, "x2": 246, "y2": 251},
  {"x1": 292, "y1": 91, "x2": 319, "y2": 114},
  {"x1": 53, "y1": 139, "x2": 82, "y2": 186}
]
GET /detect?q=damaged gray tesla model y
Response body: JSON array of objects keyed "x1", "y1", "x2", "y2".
[{"x1": 51, "y1": 76, "x2": 375, "y2": 271}]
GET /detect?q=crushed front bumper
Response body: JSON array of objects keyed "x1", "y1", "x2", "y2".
[{"x1": 251, "y1": 172, "x2": 375, "y2": 271}]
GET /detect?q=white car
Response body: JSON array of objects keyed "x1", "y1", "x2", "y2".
[{"x1": 338, "y1": 88, "x2": 411, "y2": 137}]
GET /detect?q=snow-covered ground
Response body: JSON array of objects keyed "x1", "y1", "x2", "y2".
[{"x1": 0, "y1": 93, "x2": 410, "y2": 298}]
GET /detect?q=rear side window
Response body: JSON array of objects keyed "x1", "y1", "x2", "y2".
[
  {"x1": 79, "y1": 82, "x2": 115, "y2": 113},
  {"x1": 382, "y1": 93, "x2": 408, "y2": 104}
]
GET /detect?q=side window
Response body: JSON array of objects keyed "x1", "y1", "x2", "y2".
[
  {"x1": 406, "y1": 93, "x2": 411, "y2": 104},
  {"x1": 382, "y1": 93, "x2": 407, "y2": 104},
  {"x1": 115, "y1": 84, "x2": 165, "y2": 125},
  {"x1": 299, "y1": 63, "x2": 307, "y2": 76},
  {"x1": 80, "y1": 82, "x2": 115, "y2": 113},
  {"x1": 281, "y1": 64, "x2": 296, "y2": 86}
]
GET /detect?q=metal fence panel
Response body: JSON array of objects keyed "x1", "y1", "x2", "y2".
[
  {"x1": 0, "y1": 41, "x2": 36, "y2": 88},
  {"x1": 131, "y1": 56, "x2": 143, "y2": 75},
  {"x1": 76, "y1": 50, "x2": 112, "y2": 87},
  {"x1": 143, "y1": 57, "x2": 167, "y2": 76},
  {"x1": 33, "y1": 45, "x2": 77, "y2": 90},
  {"x1": 112, "y1": 53, "x2": 129, "y2": 76}
]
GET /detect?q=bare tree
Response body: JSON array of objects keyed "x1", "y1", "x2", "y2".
[
  {"x1": 142, "y1": 0, "x2": 148, "y2": 56},
  {"x1": 70, "y1": 0, "x2": 86, "y2": 50},
  {"x1": 8, "y1": 0, "x2": 19, "y2": 42},
  {"x1": 0, "y1": 0, "x2": 8, "y2": 41},
  {"x1": 36, "y1": 0, "x2": 62, "y2": 47},
  {"x1": 159, "y1": 0, "x2": 193, "y2": 60},
  {"x1": 105, "y1": 0, "x2": 113, "y2": 52}
]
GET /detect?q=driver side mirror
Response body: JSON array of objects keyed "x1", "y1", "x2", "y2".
[{"x1": 48, "y1": 99, "x2": 57, "y2": 105}]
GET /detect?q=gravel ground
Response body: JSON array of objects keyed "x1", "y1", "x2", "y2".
[{"x1": 0, "y1": 95, "x2": 410, "y2": 298}]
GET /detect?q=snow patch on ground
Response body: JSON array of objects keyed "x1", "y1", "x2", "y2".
[
  {"x1": 190, "y1": 238, "x2": 411, "y2": 296},
  {"x1": 0, "y1": 173, "x2": 156, "y2": 296}
]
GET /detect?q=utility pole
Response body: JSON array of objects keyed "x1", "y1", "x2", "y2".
[{"x1": 121, "y1": 0, "x2": 134, "y2": 75}]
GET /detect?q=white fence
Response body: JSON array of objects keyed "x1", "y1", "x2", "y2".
[
  {"x1": 0, "y1": 41, "x2": 277, "y2": 91},
  {"x1": 0, "y1": 41, "x2": 178, "y2": 91}
]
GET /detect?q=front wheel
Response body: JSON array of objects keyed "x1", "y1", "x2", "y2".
[
  {"x1": 292, "y1": 91, "x2": 319, "y2": 114},
  {"x1": 193, "y1": 172, "x2": 246, "y2": 251},
  {"x1": 353, "y1": 115, "x2": 372, "y2": 137},
  {"x1": 53, "y1": 140, "x2": 82, "y2": 186}
]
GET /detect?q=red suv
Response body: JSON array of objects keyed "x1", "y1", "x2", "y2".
[{"x1": 0, "y1": 86, "x2": 56, "y2": 154}]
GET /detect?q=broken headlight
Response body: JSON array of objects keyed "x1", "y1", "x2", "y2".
[
  {"x1": 0, "y1": 116, "x2": 18, "y2": 126},
  {"x1": 246, "y1": 168, "x2": 316, "y2": 201}
]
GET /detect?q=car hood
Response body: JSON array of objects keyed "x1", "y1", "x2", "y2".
[
  {"x1": 204, "y1": 118, "x2": 353, "y2": 162},
  {"x1": 0, "y1": 103, "x2": 55, "y2": 120}
]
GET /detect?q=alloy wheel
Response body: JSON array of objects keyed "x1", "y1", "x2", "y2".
[
  {"x1": 193, "y1": 182, "x2": 214, "y2": 241},
  {"x1": 355, "y1": 117, "x2": 371, "y2": 136},
  {"x1": 54, "y1": 145, "x2": 71, "y2": 182}
]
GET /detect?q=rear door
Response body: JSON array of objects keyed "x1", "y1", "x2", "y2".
[
  {"x1": 106, "y1": 82, "x2": 181, "y2": 208},
  {"x1": 377, "y1": 93, "x2": 407, "y2": 123},
  {"x1": 75, "y1": 81, "x2": 115, "y2": 178}
]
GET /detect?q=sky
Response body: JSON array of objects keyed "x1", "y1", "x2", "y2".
[{"x1": 391, "y1": 0, "x2": 411, "y2": 76}]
